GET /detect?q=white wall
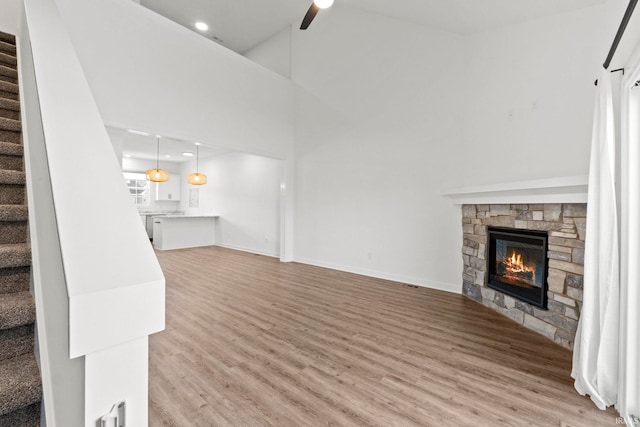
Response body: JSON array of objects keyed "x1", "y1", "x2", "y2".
[
  {"x1": 461, "y1": 4, "x2": 612, "y2": 186},
  {"x1": 249, "y1": 5, "x2": 467, "y2": 292},
  {"x1": 244, "y1": 27, "x2": 291, "y2": 79},
  {"x1": 53, "y1": 0, "x2": 294, "y2": 160},
  {"x1": 0, "y1": 0, "x2": 18, "y2": 34},
  {"x1": 180, "y1": 152, "x2": 281, "y2": 257}
]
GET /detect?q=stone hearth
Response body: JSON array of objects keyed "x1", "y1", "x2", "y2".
[{"x1": 462, "y1": 203, "x2": 586, "y2": 349}]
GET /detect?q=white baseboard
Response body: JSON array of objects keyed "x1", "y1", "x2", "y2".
[
  {"x1": 292, "y1": 256, "x2": 461, "y2": 294},
  {"x1": 214, "y1": 243, "x2": 279, "y2": 258}
]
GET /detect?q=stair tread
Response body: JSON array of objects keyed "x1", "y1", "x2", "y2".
[
  {"x1": 0, "y1": 291, "x2": 35, "y2": 331},
  {"x1": 0, "y1": 402, "x2": 40, "y2": 427},
  {"x1": 0, "y1": 81, "x2": 18, "y2": 95},
  {"x1": 0, "y1": 267, "x2": 30, "y2": 295},
  {"x1": 0, "y1": 353, "x2": 41, "y2": 416},
  {"x1": 0, "y1": 141, "x2": 22, "y2": 157},
  {"x1": 0, "y1": 170, "x2": 25, "y2": 185},
  {"x1": 0, "y1": 65, "x2": 17, "y2": 80},
  {"x1": 0, "y1": 41, "x2": 16, "y2": 57},
  {"x1": 0, "y1": 117, "x2": 20, "y2": 133},
  {"x1": 0, "y1": 205, "x2": 27, "y2": 221},
  {"x1": 0, "y1": 98, "x2": 19, "y2": 112},
  {"x1": 0, "y1": 32, "x2": 15, "y2": 45},
  {"x1": 0, "y1": 325, "x2": 33, "y2": 362},
  {"x1": 0, "y1": 243, "x2": 30, "y2": 269},
  {"x1": 0, "y1": 52, "x2": 16, "y2": 69}
]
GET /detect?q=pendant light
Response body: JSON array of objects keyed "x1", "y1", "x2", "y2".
[
  {"x1": 146, "y1": 136, "x2": 169, "y2": 182},
  {"x1": 187, "y1": 143, "x2": 207, "y2": 185}
]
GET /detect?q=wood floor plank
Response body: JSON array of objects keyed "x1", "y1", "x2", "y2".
[{"x1": 149, "y1": 246, "x2": 618, "y2": 426}]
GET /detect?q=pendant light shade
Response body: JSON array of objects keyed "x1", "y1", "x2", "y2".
[
  {"x1": 147, "y1": 168, "x2": 169, "y2": 182},
  {"x1": 146, "y1": 136, "x2": 169, "y2": 183},
  {"x1": 187, "y1": 143, "x2": 207, "y2": 185},
  {"x1": 187, "y1": 172, "x2": 207, "y2": 185}
]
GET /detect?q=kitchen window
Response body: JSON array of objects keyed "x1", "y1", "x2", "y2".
[{"x1": 124, "y1": 172, "x2": 150, "y2": 206}]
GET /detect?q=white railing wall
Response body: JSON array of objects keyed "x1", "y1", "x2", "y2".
[
  {"x1": 19, "y1": 10, "x2": 84, "y2": 426},
  {"x1": 19, "y1": 0, "x2": 165, "y2": 425}
]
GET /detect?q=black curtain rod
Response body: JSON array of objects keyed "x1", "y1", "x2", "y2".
[{"x1": 603, "y1": 0, "x2": 639, "y2": 69}]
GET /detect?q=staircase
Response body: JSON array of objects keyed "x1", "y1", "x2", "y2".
[{"x1": 0, "y1": 31, "x2": 42, "y2": 426}]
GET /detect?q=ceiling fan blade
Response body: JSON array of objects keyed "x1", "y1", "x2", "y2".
[{"x1": 300, "y1": 3, "x2": 320, "y2": 30}]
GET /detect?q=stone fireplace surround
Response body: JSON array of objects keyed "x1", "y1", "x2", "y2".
[{"x1": 461, "y1": 203, "x2": 586, "y2": 349}]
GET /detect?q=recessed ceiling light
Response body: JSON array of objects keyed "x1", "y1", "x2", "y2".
[
  {"x1": 182, "y1": 152, "x2": 194, "y2": 157},
  {"x1": 195, "y1": 22, "x2": 208, "y2": 32},
  {"x1": 313, "y1": 0, "x2": 334, "y2": 9},
  {"x1": 127, "y1": 129, "x2": 150, "y2": 136},
  {"x1": 164, "y1": 155, "x2": 172, "y2": 158},
  {"x1": 124, "y1": 154, "x2": 132, "y2": 158},
  {"x1": 195, "y1": 142, "x2": 201, "y2": 146}
]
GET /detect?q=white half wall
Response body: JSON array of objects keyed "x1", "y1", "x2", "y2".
[
  {"x1": 180, "y1": 152, "x2": 282, "y2": 257},
  {"x1": 53, "y1": 0, "x2": 294, "y2": 159}
]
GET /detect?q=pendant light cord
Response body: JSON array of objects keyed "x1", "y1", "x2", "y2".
[
  {"x1": 156, "y1": 137, "x2": 160, "y2": 170},
  {"x1": 196, "y1": 144, "x2": 199, "y2": 173}
]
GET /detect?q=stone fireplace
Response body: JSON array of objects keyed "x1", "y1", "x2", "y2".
[
  {"x1": 462, "y1": 203, "x2": 586, "y2": 349},
  {"x1": 488, "y1": 227, "x2": 549, "y2": 309}
]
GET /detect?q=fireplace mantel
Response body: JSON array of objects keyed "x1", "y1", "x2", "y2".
[{"x1": 442, "y1": 175, "x2": 588, "y2": 205}]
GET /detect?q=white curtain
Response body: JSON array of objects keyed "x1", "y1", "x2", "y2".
[
  {"x1": 572, "y1": 68, "x2": 620, "y2": 410},
  {"x1": 618, "y1": 64, "x2": 640, "y2": 424}
]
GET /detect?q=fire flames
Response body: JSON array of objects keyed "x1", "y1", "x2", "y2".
[{"x1": 505, "y1": 251, "x2": 534, "y2": 274}]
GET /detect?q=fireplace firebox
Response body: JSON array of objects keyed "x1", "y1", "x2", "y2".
[{"x1": 487, "y1": 227, "x2": 548, "y2": 309}]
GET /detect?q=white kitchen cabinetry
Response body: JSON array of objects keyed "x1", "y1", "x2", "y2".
[{"x1": 155, "y1": 175, "x2": 181, "y2": 201}]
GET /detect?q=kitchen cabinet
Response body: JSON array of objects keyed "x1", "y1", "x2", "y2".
[{"x1": 156, "y1": 175, "x2": 181, "y2": 201}]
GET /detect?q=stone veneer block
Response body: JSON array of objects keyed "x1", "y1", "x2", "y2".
[
  {"x1": 574, "y1": 217, "x2": 587, "y2": 240},
  {"x1": 566, "y1": 273, "x2": 583, "y2": 289},
  {"x1": 572, "y1": 248, "x2": 585, "y2": 264},
  {"x1": 548, "y1": 259, "x2": 584, "y2": 275},
  {"x1": 460, "y1": 203, "x2": 586, "y2": 350},
  {"x1": 524, "y1": 314, "x2": 557, "y2": 340},
  {"x1": 553, "y1": 294, "x2": 576, "y2": 307},
  {"x1": 563, "y1": 204, "x2": 587, "y2": 217},
  {"x1": 489, "y1": 204, "x2": 510, "y2": 216},
  {"x1": 547, "y1": 269, "x2": 566, "y2": 293},
  {"x1": 549, "y1": 245, "x2": 572, "y2": 254},
  {"x1": 544, "y1": 204, "x2": 562, "y2": 221},
  {"x1": 462, "y1": 205, "x2": 476, "y2": 218}
]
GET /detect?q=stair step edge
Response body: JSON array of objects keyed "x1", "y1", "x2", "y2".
[
  {"x1": 0, "y1": 353, "x2": 42, "y2": 416},
  {"x1": 0, "y1": 324, "x2": 34, "y2": 362},
  {"x1": 0, "y1": 118, "x2": 20, "y2": 133},
  {"x1": 0, "y1": 291, "x2": 35, "y2": 331},
  {"x1": 0, "y1": 98, "x2": 20, "y2": 112},
  {"x1": 0, "y1": 32, "x2": 15, "y2": 45},
  {"x1": 0, "y1": 243, "x2": 31, "y2": 269},
  {"x1": 0, "y1": 141, "x2": 23, "y2": 156},
  {"x1": 0, "y1": 170, "x2": 25, "y2": 185},
  {"x1": 0, "y1": 205, "x2": 27, "y2": 221}
]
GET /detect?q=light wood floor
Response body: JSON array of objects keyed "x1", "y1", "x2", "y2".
[{"x1": 148, "y1": 246, "x2": 618, "y2": 426}]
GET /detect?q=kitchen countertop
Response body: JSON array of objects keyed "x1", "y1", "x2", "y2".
[{"x1": 152, "y1": 215, "x2": 219, "y2": 219}]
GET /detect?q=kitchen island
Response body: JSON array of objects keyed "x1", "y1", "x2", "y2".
[{"x1": 152, "y1": 215, "x2": 219, "y2": 250}]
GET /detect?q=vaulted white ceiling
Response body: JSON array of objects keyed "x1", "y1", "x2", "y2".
[{"x1": 140, "y1": 0, "x2": 605, "y2": 54}]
